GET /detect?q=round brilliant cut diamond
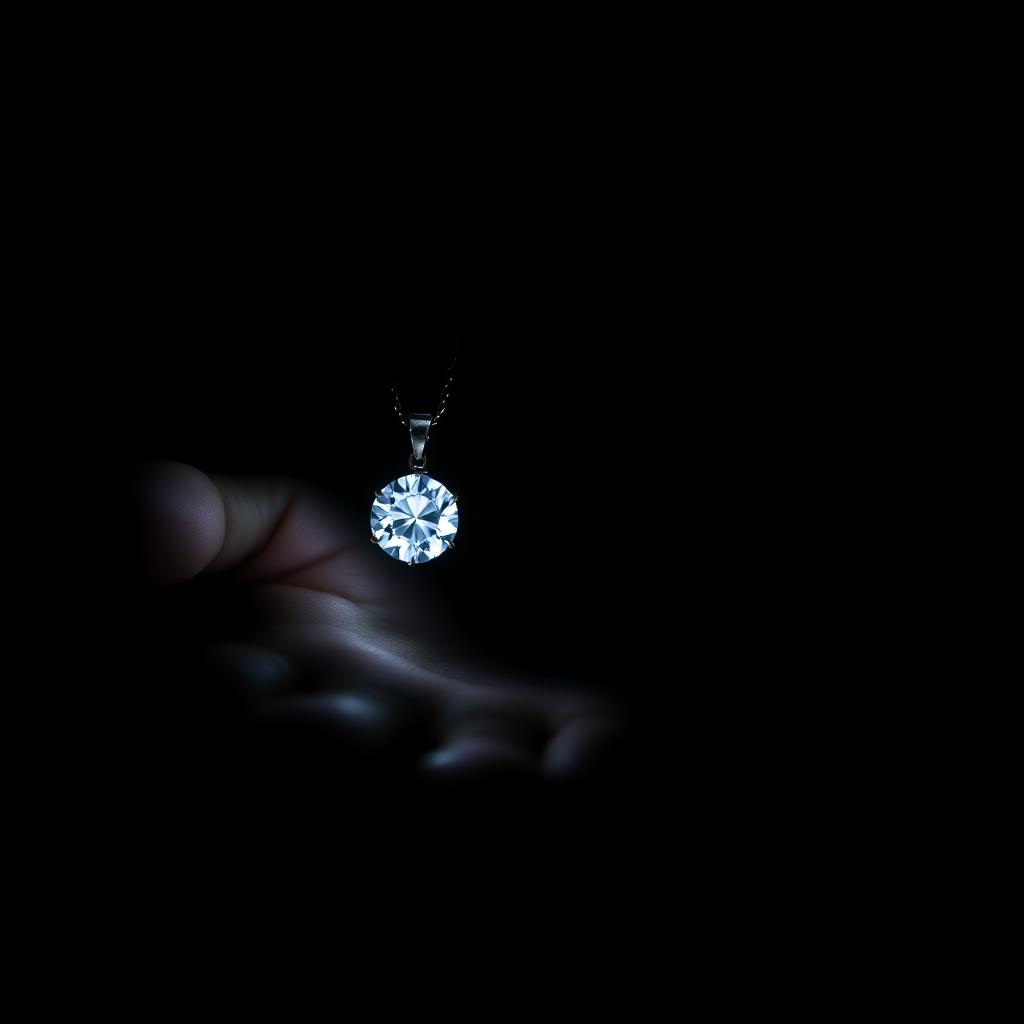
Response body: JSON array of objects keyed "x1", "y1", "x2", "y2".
[{"x1": 370, "y1": 473, "x2": 459, "y2": 564}]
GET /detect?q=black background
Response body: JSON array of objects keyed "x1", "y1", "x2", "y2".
[
  {"x1": 55, "y1": 101, "x2": 770, "y2": 862},
  {"x1": 32, "y1": 114, "x2": 829, "y2": 919},
  {"x1": 91, "y1": 241, "x2": 710, "y2": 856},
  {"x1": 9, "y1": 23, "x2": 879, "y2": 964}
]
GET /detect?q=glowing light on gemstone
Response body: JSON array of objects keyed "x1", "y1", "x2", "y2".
[{"x1": 370, "y1": 473, "x2": 459, "y2": 564}]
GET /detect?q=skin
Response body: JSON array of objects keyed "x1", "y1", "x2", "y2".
[{"x1": 139, "y1": 461, "x2": 623, "y2": 781}]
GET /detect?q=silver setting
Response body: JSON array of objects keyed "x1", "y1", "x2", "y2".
[{"x1": 409, "y1": 413, "x2": 431, "y2": 471}]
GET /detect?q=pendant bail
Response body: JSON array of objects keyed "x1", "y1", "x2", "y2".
[{"x1": 409, "y1": 413, "x2": 431, "y2": 471}]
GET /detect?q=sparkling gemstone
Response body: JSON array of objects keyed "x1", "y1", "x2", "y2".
[{"x1": 370, "y1": 473, "x2": 459, "y2": 564}]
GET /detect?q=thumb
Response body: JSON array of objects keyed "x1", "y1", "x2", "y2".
[{"x1": 137, "y1": 461, "x2": 295, "y2": 583}]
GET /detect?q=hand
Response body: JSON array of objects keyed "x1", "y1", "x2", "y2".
[{"x1": 139, "y1": 462, "x2": 623, "y2": 782}]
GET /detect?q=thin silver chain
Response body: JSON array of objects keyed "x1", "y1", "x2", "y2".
[{"x1": 391, "y1": 351, "x2": 458, "y2": 428}]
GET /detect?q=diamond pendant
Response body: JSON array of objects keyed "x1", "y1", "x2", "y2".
[{"x1": 370, "y1": 414, "x2": 459, "y2": 565}]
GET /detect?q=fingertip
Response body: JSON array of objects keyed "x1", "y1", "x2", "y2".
[
  {"x1": 257, "y1": 691, "x2": 410, "y2": 749},
  {"x1": 543, "y1": 715, "x2": 625, "y2": 781},
  {"x1": 420, "y1": 736, "x2": 540, "y2": 779},
  {"x1": 204, "y1": 643, "x2": 296, "y2": 698},
  {"x1": 138, "y1": 461, "x2": 225, "y2": 582}
]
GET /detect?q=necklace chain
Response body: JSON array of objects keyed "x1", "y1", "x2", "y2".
[{"x1": 391, "y1": 351, "x2": 458, "y2": 428}]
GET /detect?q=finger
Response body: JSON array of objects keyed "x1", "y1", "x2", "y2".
[
  {"x1": 138, "y1": 460, "x2": 297, "y2": 581},
  {"x1": 543, "y1": 715, "x2": 625, "y2": 780},
  {"x1": 420, "y1": 700, "x2": 548, "y2": 779},
  {"x1": 255, "y1": 687, "x2": 418, "y2": 751},
  {"x1": 420, "y1": 736, "x2": 540, "y2": 778},
  {"x1": 138, "y1": 461, "x2": 230, "y2": 582},
  {"x1": 203, "y1": 643, "x2": 296, "y2": 698},
  {"x1": 442, "y1": 699, "x2": 549, "y2": 752},
  {"x1": 137, "y1": 461, "x2": 388, "y2": 604}
]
